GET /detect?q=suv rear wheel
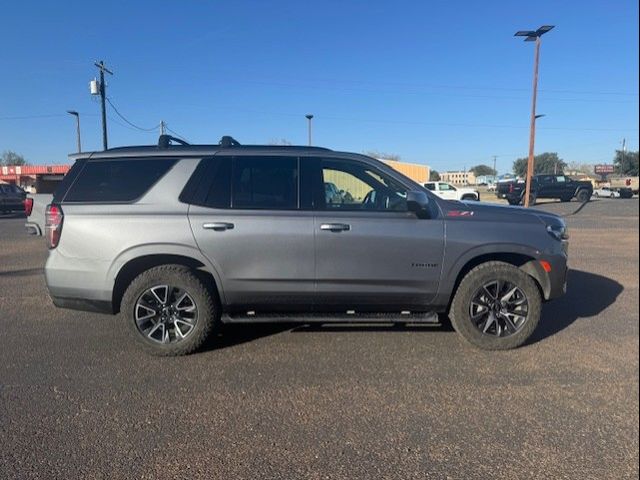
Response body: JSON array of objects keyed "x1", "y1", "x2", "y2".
[
  {"x1": 121, "y1": 265, "x2": 217, "y2": 356},
  {"x1": 449, "y1": 261, "x2": 541, "y2": 350}
]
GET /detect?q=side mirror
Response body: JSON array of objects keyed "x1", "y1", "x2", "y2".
[{"x1": 407, "y1": 190, "x2": 431, "y2": 218}]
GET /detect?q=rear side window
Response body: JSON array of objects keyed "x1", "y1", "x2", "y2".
[
  {"x1": 64, "y1": 158, "x2": 176, "y2": 203},
  {"x1": 52, "y1": 159, "x2": 85, "y2": 203},
  {"x1": 203, "y1": 157, "x2": 231, "y2": 208},
  {"x1": 232, "y1": 156, "x2": 298, "y2": 209}
]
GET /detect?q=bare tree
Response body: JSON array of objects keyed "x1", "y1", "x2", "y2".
[
  {"x1": 1, "y1": 150, "x2": 28, "y2": 166},
  {"x1": 567, "y1": 162, "x2": 595, "y2": 175},
  {"x1": 268, "y1": 138, "x2": 293, "y2": 146},
  {"x1": 364, "y1": 150, "x2": 401, "y2": 161}
]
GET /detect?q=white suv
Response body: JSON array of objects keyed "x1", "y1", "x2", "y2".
[{"x1": 423, "y1": 182, "x2": 480, "y2": 201}]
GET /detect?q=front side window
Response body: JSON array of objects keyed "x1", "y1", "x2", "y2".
[
  {"x1": 318, "y1": 159, "x2": 407, "y2": 211},
  {"x1": 556, "y1": 176, "x2": 566, "y2": 183},
  {"x1": 232, "y1": 156, "x2": 298, "y2": 209}
]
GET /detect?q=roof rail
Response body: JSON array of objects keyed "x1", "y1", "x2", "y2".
[
  {"x1": 219, "y1": 136, "x2": 241, "y2": 148},
  {"x1": 158, "y1": 134, "x2": 189, "y2": 149}
]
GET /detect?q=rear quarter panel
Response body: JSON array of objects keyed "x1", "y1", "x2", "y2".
[{"x1": 45, "y1": 158, "x2": 206, "y2": 302}]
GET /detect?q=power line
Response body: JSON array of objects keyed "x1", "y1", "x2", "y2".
[
  {"x1": 203, "y1": 70, "x2": 639, "y2": 97},
  {"x1": 0, "y1": 114, "x2": 75, "y2": 120},
  {"x1": 107, "y1": 115, "x2": 158, "y2": 134},
  {"x1": 165, "y1": 125, "x2": 188, "y2": 142},
  {"x1": 106, "y1": 97, "x2": 161, "y2": 132},
  {"x1": 210, "y1": 79, "x2": 637, "y2": 104}
]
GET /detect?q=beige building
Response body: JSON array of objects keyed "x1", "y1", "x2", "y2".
[
  {"x1": 323, "y1": 159, "x2": 431, "y2": 204},
  {"x1": 440, "y1": 170, "x2": 476, "y2": 185},
  {"x1": 381, "y1": 159, "x2": 430, "y2": 184}
]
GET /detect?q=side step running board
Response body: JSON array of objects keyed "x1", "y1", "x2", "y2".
[{"x1": 220, "y1": 312, "x2": 440, "y2": 324}]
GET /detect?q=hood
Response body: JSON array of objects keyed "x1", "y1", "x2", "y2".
[{"x1": 440, "y1": 200, "x2": 565, "y2": 228}]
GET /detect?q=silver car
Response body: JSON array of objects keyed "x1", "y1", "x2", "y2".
[{"x1": 44, "y1": 135, "x2": 569, "y2": 355}]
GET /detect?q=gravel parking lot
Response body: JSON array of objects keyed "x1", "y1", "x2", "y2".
[{"x1": 1, "y1": 199, "x2": 638, "y2": 479}]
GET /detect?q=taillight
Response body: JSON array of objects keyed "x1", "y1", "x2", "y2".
[
  {"x1": 509, "y1": 184, "x2": 514, "y2": 193},
  {"x1": 24, "y1": 198, "x2": 34, "y2": 216},
  {"x1": 45, "y1": 204, "x2": 64, "y2": 249}
]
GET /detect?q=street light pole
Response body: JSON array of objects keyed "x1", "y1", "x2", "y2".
[
  {"x1": 514, "y1": 25, "x2": 554, "y2": 207},
  {"x1": 66, "y1": 110, "x2": 81, "y2": 153},
  {"x1": 305, "y1": 114, "x2": 314, "y2": 146},
  {"x1": 524, "y1": 36, "x2": 541, "y2": 207}
]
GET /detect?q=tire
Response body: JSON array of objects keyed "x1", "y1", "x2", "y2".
[
  {"x1": 507, "y1": 199, "x2": 520, "y2": 206},
  {"x1": 560, "y1": 196, "x2": 572, "y2": 203},
  {"x1": 461, "y1": 194, "x2": 478, "y2": 201},
  {"x1": 121, "y1": 264, "x2": 218, "y2": 356},
  {"x1": 593, "y1": 192, "x2": 599, "y2": 198},
  {"x1": 521, "y1": 192, "x2": 536, "y2": 206},
  {"x1": 576, "y1": 189, "x2": 591, "y2": 203},
  {"x1": 449, "y1": 261, "x2": 542, "y2": 350}
]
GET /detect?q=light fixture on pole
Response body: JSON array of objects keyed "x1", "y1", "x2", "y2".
[
  {"x1": 305, "y1": 114, "x2": 314, "y2": 146},
  {"x1": 66, "y1": 110, "x2": 82, "y2": 153},
  {"x1": 514, "y1": 25, "x2": 554, "y2": 207}
]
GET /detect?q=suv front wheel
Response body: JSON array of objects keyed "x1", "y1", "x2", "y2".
[
  {"x1": 121, "y1": 265, "x2": 217, "y2": 356},
  {"x1": 449, "y1": 261, "x2": 541, "y2": 350}
]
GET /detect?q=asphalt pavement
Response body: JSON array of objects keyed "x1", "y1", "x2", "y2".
[{"x1": 1, "y1": 199, "x2": 638, "y2": 479}]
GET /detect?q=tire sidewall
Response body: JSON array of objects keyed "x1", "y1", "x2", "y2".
[
  {"x1": 577, "y1": 189, "x2": 590, "y2": 203},
  {"x1": 450, "y1": 262, "x2": 542, "y2": 350},
  {"x1": 121, "y1": 265, "x2": 216, "y2": 356}
]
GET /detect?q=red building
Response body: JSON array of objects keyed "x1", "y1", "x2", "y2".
[{"x1": 0, "y1": 164, "x2": 70, "y2": 193}]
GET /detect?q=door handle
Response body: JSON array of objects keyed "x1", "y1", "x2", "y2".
[
  {"x1": 203, "y1": 222, "x2": 234, "y2": 231},
  {"x1": 320, "y1": 223, "x2": 351, "y2": 232}
]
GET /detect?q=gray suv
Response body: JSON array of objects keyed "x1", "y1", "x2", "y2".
[{"x1": 45, "y1": 135, "x2": 568, "y2": 355}]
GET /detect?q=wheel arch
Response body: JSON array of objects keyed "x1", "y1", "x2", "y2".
[
  {"x1": 442, "y1": 249, "x2": 548, "y2": 311},
  {"x1": 110, "y1": 249, "x2": 225, "y2": 314}
]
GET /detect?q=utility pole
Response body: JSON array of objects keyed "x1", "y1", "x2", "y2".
[
  {"x1": 160, "y1": 120, "x2": 166, "y2": 135},
  {"x1": 514, "y1": 26, "x2": 554, "y2": 207},
  {"x1": 94, "y1": 61, "x2": 113, "y2": 150},
  {"x1": 305, "y1": 114, "x2": 314, "y2": 146},
  {"x1": 66, "y1": 110, "x2": 82, "y2": 153},
  {"x1": 492, "y1": 155, "x2": 498, "y2": 178},
  {"x1": 621, "y1": 138, "x2": 626, "y2": 172}
]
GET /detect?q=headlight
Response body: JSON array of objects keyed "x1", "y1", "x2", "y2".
[{"x1": 547, "y1": 224, "x2": 569, "y2": 241}]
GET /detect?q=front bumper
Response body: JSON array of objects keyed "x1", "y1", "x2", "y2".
[{"x1": 521, "y1": 249, "x2": 568, "y2": 301}]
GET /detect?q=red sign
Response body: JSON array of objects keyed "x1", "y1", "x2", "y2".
[{"x1": 594, "y1": 164, "x2": 615, "y2": 174}]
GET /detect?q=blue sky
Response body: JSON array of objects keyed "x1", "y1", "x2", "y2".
[{"x1": 0, "y1": 0, "x2": 638, "y2": 174}]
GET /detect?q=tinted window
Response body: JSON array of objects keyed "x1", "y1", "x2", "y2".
[
  {"x1": 52, "y1": 159, "x2": 86, "y2": 203},
  {"x1": 232, "y1": 156, "x2": 298, "y2": 209},
  {"x1": 64, "y1": 158, "x2": 176, "y2": 203},
  {"x1": 204, "y1": 158, "x2": 232, "y2": 208},
  {"x1": 424, "y1": 183, "x2": 435, "y2": 191},
  {"x1": 318, "y1": 158, "x2": 407, "y2": 212}
]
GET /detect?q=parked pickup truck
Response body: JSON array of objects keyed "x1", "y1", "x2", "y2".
[
  {"x1": 24, "y1": 193, "x2": 53, "y2": 235},
  {"x1": 496, "y1": 174, "x2": 593, "y2": 205},
  {"x1": 423, "y1": 181, "x2": 480, "y2": 201}
]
